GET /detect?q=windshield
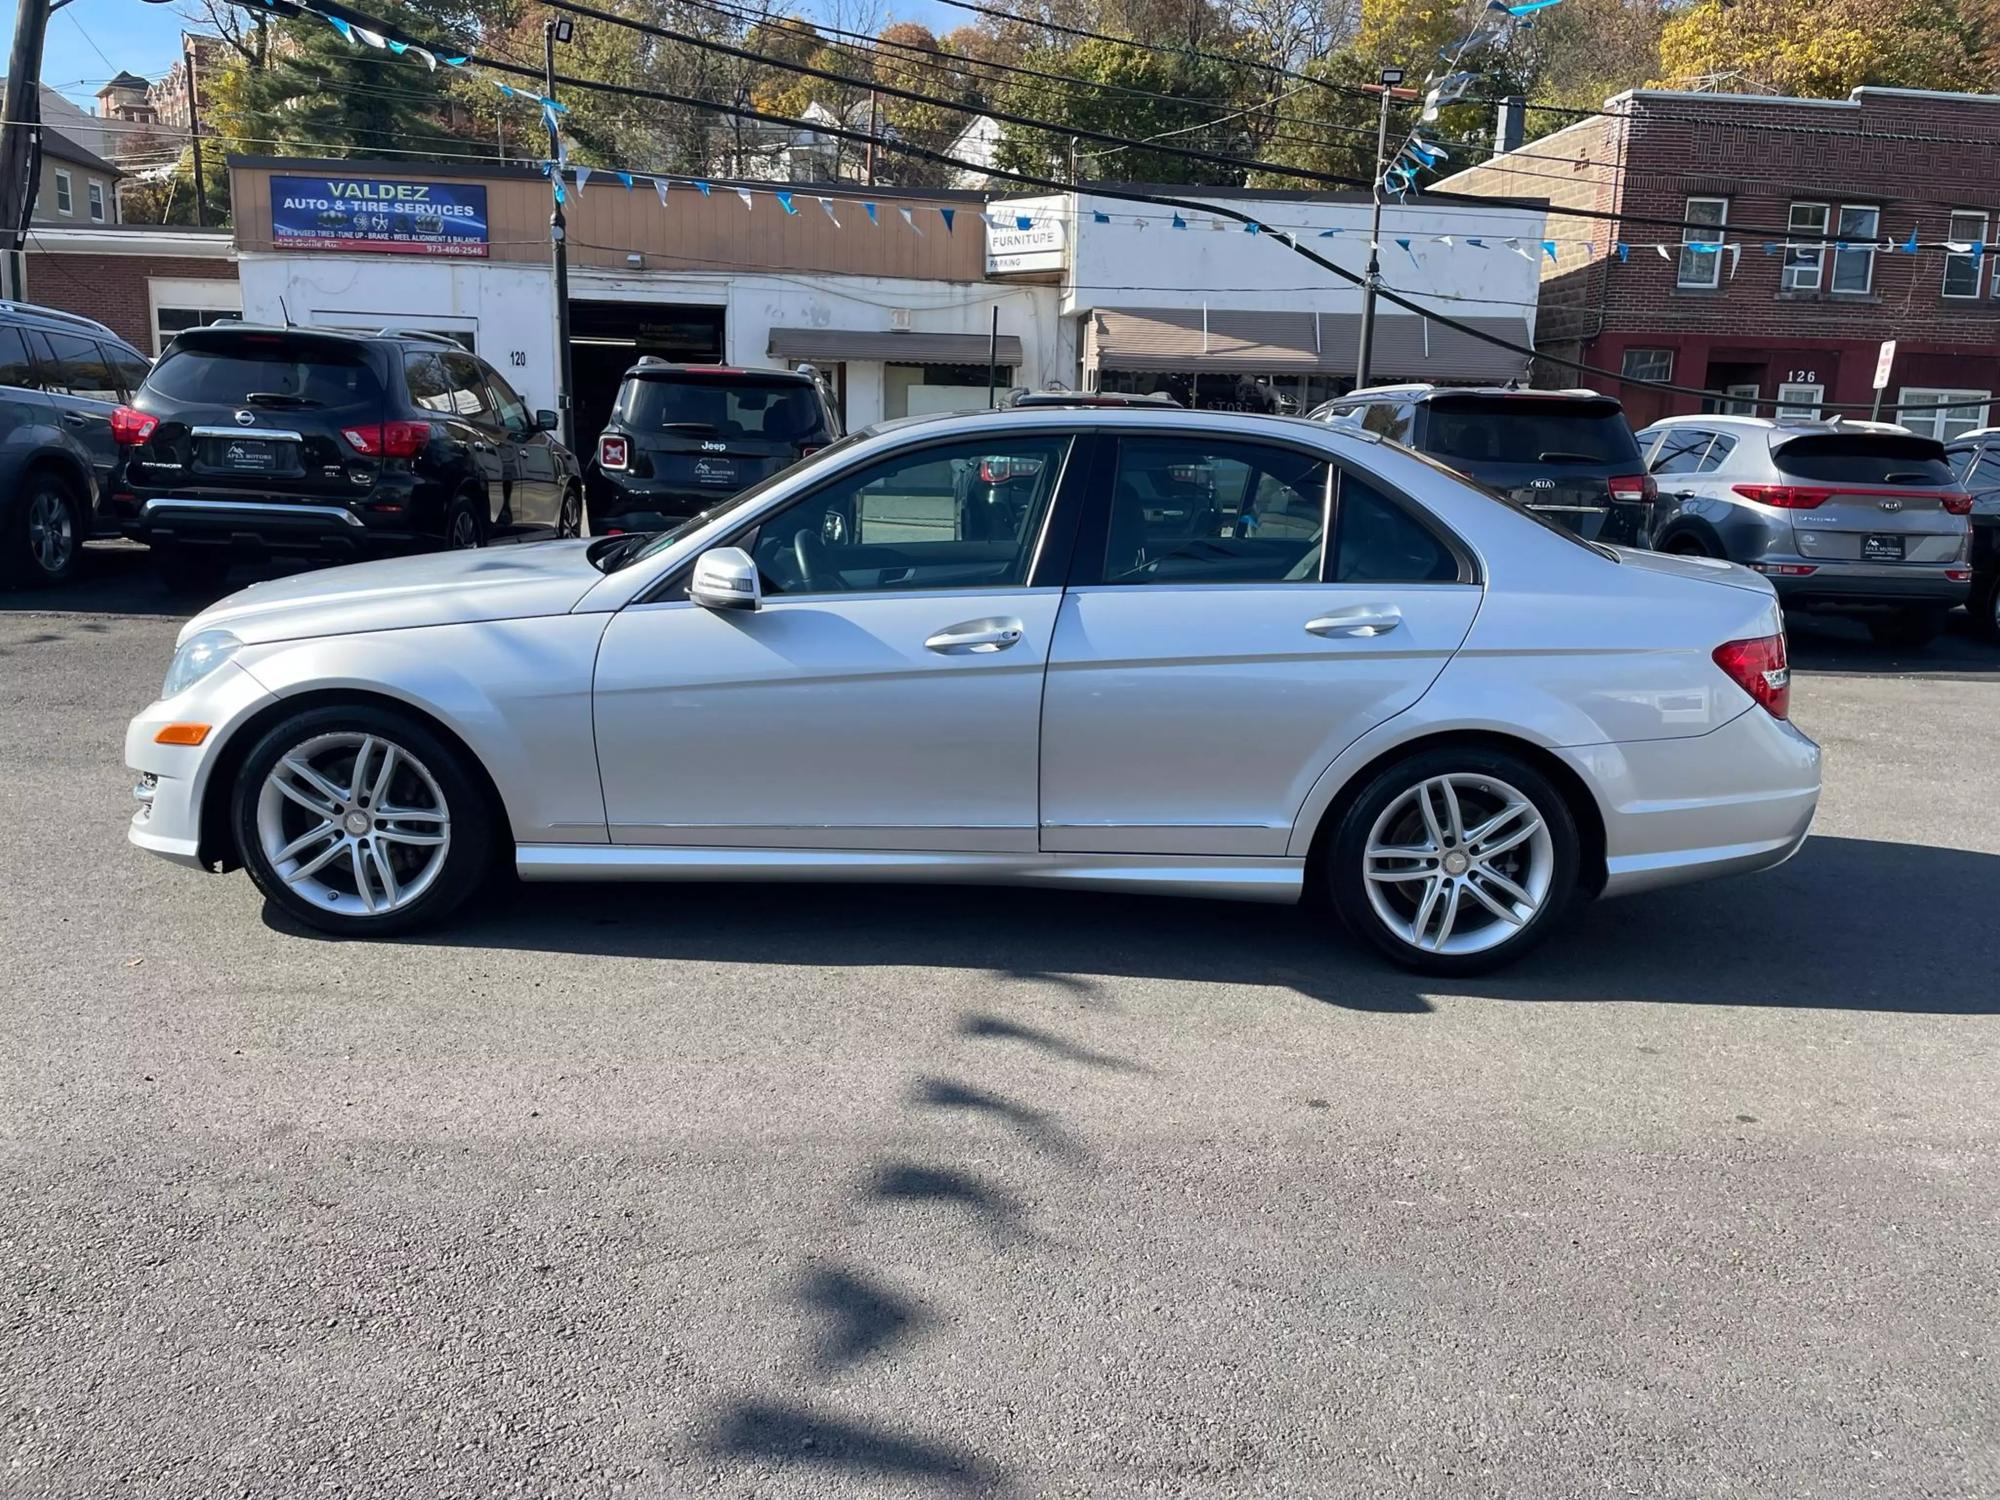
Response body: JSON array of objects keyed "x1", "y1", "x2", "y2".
[
  {"x1": 147, "y1": 336, "x2": 383, "y2": 409},
  {"x1": 618, "y1": 373, "x2": 823, "y2": 438},
  {"x1": 1773, "y1": 433, "x2": 1954, "y2": 485},
  {"x1": 1425, "y1": 398, "x2": 1640, "y2": 466},
  {"x1": 596, "y1": 432, "x2": 871, "y2": 572}
]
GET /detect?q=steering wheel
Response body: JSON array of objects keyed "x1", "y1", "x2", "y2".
[{"x1": 793, "y1": 527, "x2": 845, "y2": 591}]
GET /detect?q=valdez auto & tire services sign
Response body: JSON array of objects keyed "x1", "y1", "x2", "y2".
[{"x1": 270, "y1": 175, "x2": 489, "y2": 258}]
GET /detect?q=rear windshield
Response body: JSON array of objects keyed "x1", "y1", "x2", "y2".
[
  {"x1": 146, "y1": 335, "x2": 383, "y2": 408},
  {"x1": 1773, "y1": 434, "x2": 1955, "y2": 486},
  {"x1": 1425, "y1": 398, "x2": 1641, "y2": 466},
  {"x1": 618, "y1": 374, "x2": 823, "y2": 439}
]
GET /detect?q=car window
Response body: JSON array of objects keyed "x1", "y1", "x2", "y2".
[
  {"x1": 104, "y1": 344, "x2": 150, "y2": 399},
  {"x1": 744, "y1": 434, "x2": 1070, "y2": 598},
  {"x1": 1099, "y1": 436, "x2": 1328, "y2": 585},
  {"x1": 1332, "y1": 472, "x2": 1461, "y2": 583},
  {"x1": 484, "y1": 365, "x2": 530, "y2": 431},
  {"x1": 0, "y1": 325, "x2": 37, "y2": 390},
  {"x1": 1967, "y1": 449, "x2": 2000, "y2": 491},
  {"x1": 147, "y1": 333, "x2": 384, "y2": 408},
  {"x1": 1424, "y1": 398, "x2": 1640, "y2": 466},
  {"x1": 37, "y1": 331, "x2": 118, "y2": 402},
  {"x1": 621, "y1": 374, "x2": 824, "y2": 442},
  {"x1": 1773, "y1": 434, "x2": 1954, "y2": 486},
  {"x1": 404, "y1": 352, "x2": 454, "y2": 414},
  {"x1": 1358, "y1": 402, "x2": 1414, "y2": 444},
  {"x1": 1696, "y1": 433, "x2": 1737, "y2": 472},
  {"x1": 442, "y1": 353, "x2": 496, "y2": 422},
  {"x1": 1650, "y1": 429, "x2": 1714, "y2": 475},
  {"x1": 1947, "y1": 448, "x2": 1977, "y2": 482}
]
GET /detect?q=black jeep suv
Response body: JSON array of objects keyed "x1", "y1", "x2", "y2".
[
  {"x1": 109, "y1": 324, "x2": 581, "y2": 591},
  {"x1": 587, "y1": 361, "x2": 840, "y2": 534}
]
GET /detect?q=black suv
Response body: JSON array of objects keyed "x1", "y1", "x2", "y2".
[
  {"x1": 588, "y1": 361, "x2": 840, "y2": 534},
  {"x1": 0, "y1": 300, "x2": 151, "y2": 587},
  {"x1": 109, "y1": 324, "x2": 581, "y2": 591},
  {"x1": 1308, "y1": 384, "x2": 1655, "y2": 545}
]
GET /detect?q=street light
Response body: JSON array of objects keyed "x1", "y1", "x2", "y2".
[
  {"x1": 545, "y1": 18, "x2": 576, "y2": 455},
  {"x1": 1354, "y1": 66, "x2": 1406, "y2": 391}
]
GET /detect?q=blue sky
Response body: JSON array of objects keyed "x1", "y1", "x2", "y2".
[{"x1": 38, "y1": 0, "x2": 964, "y2": 111}]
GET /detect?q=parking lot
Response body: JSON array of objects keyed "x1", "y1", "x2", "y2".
[{"x1": 3, "y1": 545, "x2": 1997, "y2": 1499}]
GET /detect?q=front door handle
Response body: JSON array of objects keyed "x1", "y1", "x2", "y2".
[
  {"x1": 1306, "y1": 605, "x2": 1402, "y2": 638},
  {"x1": 925, "y1": 617, "x2": 1025, "y2": 654}
]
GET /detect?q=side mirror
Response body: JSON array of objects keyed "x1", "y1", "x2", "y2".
[
  {"x1": 689, "y1": 546, "x2": 761, "y2": 611},
  {"x1": 534, "y1": 408, "x2": 559, "y2": 432}
]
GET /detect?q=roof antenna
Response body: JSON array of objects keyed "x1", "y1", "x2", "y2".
[{"x1": 278, "y1": 295, "x2": 295, "y2": 328}]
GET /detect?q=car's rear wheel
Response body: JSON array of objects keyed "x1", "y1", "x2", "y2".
[
  {"x1": 2, "y1": 470, "x2": 83, "y2": 588},
  {"x1": 1328, "y1": 747, "x2": 1580, "y2": 976},
  {"x1": 232, "y1": 705, "x2": 494, "y2": 937},
  {"x1": 1968, "y1": 572, "x2": 2000, "y2": 644},
  {"x1": 445, "y1": 495, "x2": 485, "y2": 550},
  {"x1": 1663, "y1": 533, "x2": 1717, "y2": 558},
  {"x1": 1867, "y1": 607, "x2": 1946, "y2": 650},
  {"x1": 557, "y1": 484, "x2": 583, "y2": 539}
]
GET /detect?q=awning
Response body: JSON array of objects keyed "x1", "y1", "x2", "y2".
[
  {"x1": 1088, "y1": 307, "x2": 1530, "y2": 382},
  {"x1": 768, "y1": 328, "x2": 1025, "y2": 365}
]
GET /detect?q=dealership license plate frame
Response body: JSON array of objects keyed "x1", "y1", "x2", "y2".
[{"x1": 1861, "y1": 532, "x2": 1906, "y2": 562}]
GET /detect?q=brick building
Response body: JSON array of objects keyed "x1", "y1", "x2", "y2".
[
  {"x1": 23, "y1": 225, "x2": 238, "y2": 353},
  {"x1": 1438, "y1": 87, "x2": 2000, "y2": 440}
]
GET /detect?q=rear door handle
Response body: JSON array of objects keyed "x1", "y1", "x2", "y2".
[
  {"x1": 1306, "y1": 605, "x2": 1402, "y2": 638},
  {"x1": 61, "y1": 411, "x2": 87, "y2": 427},
  {"x1": 925, "y1": 617, "x2": 1025, "y2": 654}
]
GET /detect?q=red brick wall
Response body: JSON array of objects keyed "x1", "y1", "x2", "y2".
[{"x1": 21, "y1": 252, "x2": 238, "y2": 351}]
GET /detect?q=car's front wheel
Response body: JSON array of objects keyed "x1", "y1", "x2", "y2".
[
  {"x1": 1973, "y1": 571, "x2": 2000, "y2": 644},
  {"x1": 232, "y1": 705, "x2": 494, "y2": 937},
  {"x1": 1328, "y1": 747, "x2": 1580, "y2": 976},
  {"x1": 1, "y1": 470, "x2": 83, "y2": 588}
]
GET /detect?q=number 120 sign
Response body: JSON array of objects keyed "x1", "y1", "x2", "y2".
[{"x1": 270, "y1": 176, "x2": 490, "y2": 258}]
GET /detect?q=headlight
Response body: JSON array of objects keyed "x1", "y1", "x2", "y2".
[{"x1": 162, "y1": 630, "x2": 242, "y2": 699}]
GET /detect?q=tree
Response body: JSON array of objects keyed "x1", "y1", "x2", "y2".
[{"x1": 1653, "y1": 0, "x2": 1986, "y2": 96}]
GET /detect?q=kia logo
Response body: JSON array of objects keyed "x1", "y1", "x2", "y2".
[
  {"x1": 1878, "y1": 497, "x2": 1904, "y2": 512},
  {"x1": 1529, "y1": 478, "x2": 1556, "y2": 490},
  {"x1": 234, "y1": 409, "x2": 256, "y2": 426}
]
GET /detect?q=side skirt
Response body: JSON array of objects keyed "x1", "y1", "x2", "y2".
[{"x1": 515, "y1": 845, "x2": 1305, "y2": 904}]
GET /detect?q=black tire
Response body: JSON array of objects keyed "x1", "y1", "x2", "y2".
[
  {"x1": 1970, "y1": 572, "x2": 2000, "y2": 645},
  {"x1": 1866, "y1": 608, "x2": 1946, "y2": 650},
  {"x1": 444, "y1": 493, "x2": 485, "y2": 550},
  {"x1": 556, "y1": 484, "x2": 583, "y2": 539},
  {"x1": 231, "y1": 703, "x2": 496, "y2": 938},
  {"x1": 1326, "y1": 746, "x2": 1582, "y2": 977},
  {"x1": 1662, "y1": 533, "x2": 1717, "y2": 558},
  {"x1": 154, "y1": 544, "x2": 232, "y2": 596},
  {"x1": 0, "y1": 469, "x2": 84, "y2": 588}
]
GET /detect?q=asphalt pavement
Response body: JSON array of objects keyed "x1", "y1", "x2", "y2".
[{"x1": 2, "y1": 543, "x2": 1996, "y2": 1499}]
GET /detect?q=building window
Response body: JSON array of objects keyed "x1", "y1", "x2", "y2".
[
  {"x1": 1775, "y1": 382, "x2": 1823, "y2": 419},
  {"x1": 1783, "y1": 203, "x2": 1828, "y2": 291},
  {"x1": 1831, "y1": 206, "x2": 1879, "y2": 294},
  {"x1": 87, "y1": 180, "x2": 105, "y2": 223},
  {"x1": 1714, "y1": 382, "x2": 1759, "y2": 415},
  {"x1": 884, "y1": 362, "x2": 1013, "y2": 420},
  {"x1": 1945, "y1": 211, "x2": 1987, "y2": 299},
  {"x1": 154, "y1": 306, "x2": 236, "y2": 356},
  {"x1": 53, "y1": 169, "x2": 72, "y2": 216},
  {"x1": 1621, "y1": 348, "x2": 1673, "y2": 383},
  {"x1": 1898, "y1": 387, "x2": 1990, "y2": 443},
  {"x1": 1678, "y1": 197, "x2": 1727, "y2": 289}
]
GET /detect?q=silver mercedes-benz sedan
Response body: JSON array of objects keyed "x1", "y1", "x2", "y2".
[{"x1": 126, "y1": 407, "x2": 1820, "y2": 975}]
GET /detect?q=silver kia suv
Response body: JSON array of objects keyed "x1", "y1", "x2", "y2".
[{"x1": 1634, "y1": 415, "x2": 1972, "y2": 648}]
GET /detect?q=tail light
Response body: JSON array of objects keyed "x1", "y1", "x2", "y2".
[
  {"x1": 110, "y1": 405, "x2": 158, "y2": 446},
  {"x1": 1732, "y1": 483, "x2": 1832, "y2": 510},
  {"x1": 1713, "y1": 633, "x2": 1790, "y2": 720},
  {"x1": 598, "y1": 434, "x2": 629, "y2": 471},
  {"x1": 341, "y1": 420, "x2": 431, "y2": 458},
  {"x1": 1940, "y1": 492, "x2": 1973, "y2": 516},
  {"x1": 978, "y1": 456, "x2": 1042, "y2": 484},
  {"x1": 1608, "y1": 473, "x2": 1656, "y2": 504}
]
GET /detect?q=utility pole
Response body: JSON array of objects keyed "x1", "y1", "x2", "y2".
[
  {"x1": 864, "y1": 90, "x2": 877, "y2": 186},
  {"x1": 0, "y1": 0, "x2": 53, "y2": 300},
  {"x1": 545, "y1": 17, "x2": 575, "y2": 454},
  {"x1": 1353, "y1": 67, "x2": 1404, "y2": 392},
  {"x1": 184, "y1": 33, "x2": 207, "y2": 228}
]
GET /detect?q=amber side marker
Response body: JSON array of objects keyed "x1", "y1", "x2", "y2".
[{"x1": 154, "y1": 724, "x2": 211, "y2": 746}]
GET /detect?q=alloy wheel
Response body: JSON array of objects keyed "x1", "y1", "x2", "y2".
[
  {"x1": 255, "y1": 732, "x2": 452, "y2": 917},
  {"x1": 448, "y1": 510, "x2": 481, "y2": 548},
  {"x1": 27, "y1": 489, "x2": 73, "y2": 576},
  {"x1": 558, "y1": 489, "x2": 582, "y2": 538},
  {"x1": 1362, "y1": 773, "x2": 1555, "y2": 957}
]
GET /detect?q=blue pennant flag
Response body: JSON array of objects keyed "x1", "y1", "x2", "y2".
[
  {"x1": 1093, "y1": 210, "x2": 1111, "y2": 223},
  {"x1": 1976, "y1": 241, "x2": 1987, "y2": 261},
  {"x1": 940, "y1": 207, "x2": 955, "y2": 234},
  {"x1": 1171, "y1": 214, "x2": 1187, "y2": 229},
  {"x1": 617, "y1": 171, "x2": 634, "y2": 190},
  {"x1": 1244, "y1": 221, "x2": 1261, "y2": 235},
  {"x1": 1318, "y1": 229, "x2": 1338, "y2": 238},
  {"x1": 541, "y1": 100, "x2": 560, "y2": 132},
  {"x1": 1902, "y1": 228, "x2": 1920, "y2": 253},
  {"x1": 1466, "y1": 237, "x2": 1486, "y2": 249},
  {"x1": 540, "y1": 95, "x2": 567, "y2": 114},
  {"x1": 775, "y1": 190, "x2": 796, "y2": 215},
  {"x1": 1507, "y1": 0, "x2": 1563, "y2": 12},
  {"x1": 1617, "y1": 242, "x2": 1630, "y2": 262},
  {"x1": 1833, "y1": 241, "x2": 1848, "y2": 253},
  {"x1": 440, "y1": 55, "x2": 467, "y2": 67},
  {"x1": 1015, "y1": 215, "x2": 1033, "y2": 231},
  {"x1": 326, "y1": 14, "x2": 355, "y2": 43},
  {"x1": 864, "y1": 202, "x2": 878, "y2": 225},
  {"x1": 1761, "y1": 241, "x2": 1777, "y2": 255},
  {"x1": 1395, "y1": 237, "x2": 1421, "y2": 269},
  {"x1": 552, "y1": 180, "x2": 565, "y2": 205},
  {"x1": 693, "y1": 180, "x2": 711, "y2": 196},
  {"x1": 387, "y1": 39, "x2": 408, "y2": 54},
  {"x1": 1542, "y1": 239, "x2": 1558, "y2": 262},
  {"x1": 497, "y1": 83, "x2": 515, "y2": 99}
]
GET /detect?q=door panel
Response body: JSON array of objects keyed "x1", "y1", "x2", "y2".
[
  {"x1": 1040, "y1": 583, "x2": 1482, "y2": 855},
  {"x1": 594, "y1": 590, "x2": 1062, "y2": 850}
]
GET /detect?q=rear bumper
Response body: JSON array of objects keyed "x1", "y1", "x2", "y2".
[
  {"x1": 1768, "y1": 565, "x2": 1969, "y2": 610},
  {"x1": 584, "y1": 476, "x2": 712, "y2": 533},
  {"x1": 1556, "y1": 708, "x2": 1821, "y2": 899},
  {"x1": 124, "y1": 497, "x2": 417, "y2": 557}
]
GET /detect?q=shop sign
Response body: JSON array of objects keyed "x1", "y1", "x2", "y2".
[
  {"x1": 986, "y1": 219, "x2": 1065, "y2": 274},
  {"x1": 271, "y1": 175, "x2": 490, "y2": 258}
]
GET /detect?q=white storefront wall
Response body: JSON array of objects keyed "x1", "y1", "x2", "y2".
[{"x1": 238, "y1": 252, "x2": 1060, "y2": 432}]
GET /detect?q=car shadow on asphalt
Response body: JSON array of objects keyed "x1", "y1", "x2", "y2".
[
  {"x1": 1786, "y1": 613, "x2": 2000, "y2": 680},
  {"x1": 266, "y1": 832, "x2": 2000, "y2": 1016}
]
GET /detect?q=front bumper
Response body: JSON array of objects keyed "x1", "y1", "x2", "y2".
[
  {"x1": 125, "y1": 660, "x2": 280, "y2": 871},
  {"x1": 1557, "y1": 706, "x2": 1821, "y2": 899}
]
